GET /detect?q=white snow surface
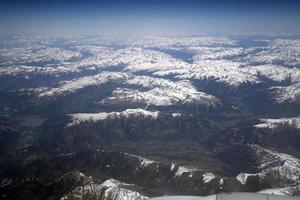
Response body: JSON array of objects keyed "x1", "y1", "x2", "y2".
[
  {"x1": 236, "y1": 145, "x2": 300, "y2": 187},
  {"x1": 175, "y1": 166, "x2": 193, "y2": 177},
  {"x1": 241, "y1": 145, "x2": 300, "y2": 185},
  {"x1": 124, "y1": 153, "x2": 155, "y2": 168},
  {"x1": 67, "y1": 108, "x2": 160, "y2": 126},
  {"x1": 254, "y1": 117, "x2": 300, "y2": 129},
  {"x1": 101, "y1": 76, "x2": 220, "y2": 107},
  {"x1": 62, "y1": 178, "x2": 148, "y2": 200},
  {"x1": 174, "y1": 166, "x2": 211, "y2": 179},
  {"x1": 236, "y1": 173, "x2": 256, "y2": 184},
  {"x1": 202, "y1": 173, "x2": 216, "y2": 183},
  {"x1": 37, "y1": 71, "x2": 128, "y2": 97},
  {"x1": 271, "y1": 83, "x2": 300, "y2": 104},
  {"x1": 3, "y1": 36, "x2": 300, "y2": 104},
  {"x1": 258, "y1": 187, "x2": 297, "y2": 196}
]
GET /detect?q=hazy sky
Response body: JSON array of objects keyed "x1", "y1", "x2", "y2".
[{"x1": 1, "y1": 0, "x2": 300, "y2": 35}]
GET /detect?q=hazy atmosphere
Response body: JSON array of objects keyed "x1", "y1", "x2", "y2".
[{"x1": 1, "y1": 0, "x2": 300, "y2": 34}]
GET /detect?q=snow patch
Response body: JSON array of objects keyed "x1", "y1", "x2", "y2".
[
  {"x1": 67, "y1": 109, "x2": 160, "y2": 127},
  {"x1": 170, "y1": 164, "x2": 176, "y2": 171},
  {"x1": 124, "y1": 153, "x2": 155, "y2": 168},
  {"x1": 69, "y1": 178, "x2": 148, "y2": 200},
  {"x1": 254, "y1": 117, "x2": 300, "y2": 129},
  {"x1": 236, "y1": 173, "x2": 256, "y2": 184},
  {"x1": 175, "y1": 166, "x2": 191, "y2": 177},
  {"x1": 202, "y1": 173, "x2": 216, "y2": 183},
  {"x1": 258, "y1": 187, "x2": 294, "y2": 196},
  {"x1": 38, "y1": 71, "x2": 128, "y2": 97}
]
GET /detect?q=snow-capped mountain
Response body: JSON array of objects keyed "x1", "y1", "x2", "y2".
[
  {"x1": 61, "y1": 177, "x2": 148, "y2": 200},
  {"x1": 1, "y1": 34, "x2": 300, "y2": 199},
  {"x1": 2, "y1": 35, "x2": 300, "y2": 105},
  {"x1": 67, "y1": 109, "x2": 160, "y2": 126},
  {"x1": 37, "y1": 71, "x2": 128, "y2": 97},
  {"x1": 255, "y1": 117, "x2": 300, "y2": 129}
]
